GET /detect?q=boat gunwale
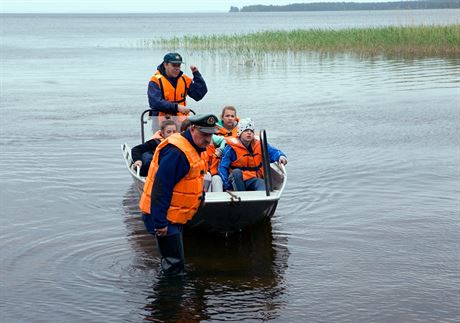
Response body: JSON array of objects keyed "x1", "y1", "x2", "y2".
[{"x1": 121, "y1": 143, "x2": 287, "y2": 203}]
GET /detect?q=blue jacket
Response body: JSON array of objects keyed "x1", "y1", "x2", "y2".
[
  {"x1": 218, "y1": 139, "x2": 286, "y2": 190},
  {"x1": 147, "y1": 63, "x2": 208, "y2": 115},
  {"x1": 150, "y1": 130, "x2": 206, "y2": 229}
]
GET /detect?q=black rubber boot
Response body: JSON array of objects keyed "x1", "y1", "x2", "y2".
[{"x1": 156, "y1": 233, "x2": 185, "y2": 275}]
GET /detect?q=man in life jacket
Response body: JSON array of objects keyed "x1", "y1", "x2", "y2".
[
  {"x1": 147, "y1": 52, "x2": 208, "y2": 119},
  {"x1": 218, "y1": 118, "x2": 288, "y2": 191},
  {"x1": 139, "y1": 114, "x2": 218, "y2": 275},
  {"x1": 131, "y1": 120, "x2": 178, "y2": 176}
]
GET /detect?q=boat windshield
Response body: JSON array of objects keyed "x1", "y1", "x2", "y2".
[{"x1": 143, "y1": 115, "x2": 188, "y2": 142}]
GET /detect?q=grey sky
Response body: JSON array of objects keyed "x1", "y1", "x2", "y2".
[{"x1": 1, "y1": 0, "x2": 404, "y2": 13}]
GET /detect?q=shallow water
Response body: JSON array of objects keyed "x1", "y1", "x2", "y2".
[{"x1": 1, "y1": 11, "x2": 459, "y2": 322}]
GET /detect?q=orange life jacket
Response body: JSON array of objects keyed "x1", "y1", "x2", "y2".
[
  {"x1": 139, "y1": 133, "x2": 206, "y2": 224},
  {"x1": 206, "y1": 143, "x2": 220, "y2": 176},
  {"x1": 210, "y1": 119, "x2": 240, "y2": 173},
  {"x1": 225, "y1": 137, "x2": 264, "y2": 181},
  {"x1": 216, "y1": 117, "x2": 240, "y2": 137},
  {"x1": 150, "y1": 71, "x2": 192, "y2": 118},
  {"x1": 216, "y1": 126, "x2": 238, "y2": 137}
]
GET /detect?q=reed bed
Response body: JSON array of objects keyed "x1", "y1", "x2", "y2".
[{"x1": 144, "y1": 25, "x2": 460, "y2": 56}]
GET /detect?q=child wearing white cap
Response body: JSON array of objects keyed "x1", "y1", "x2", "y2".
[{"x1": 218, "y1": 118, "x2": 287, "y2": 191}]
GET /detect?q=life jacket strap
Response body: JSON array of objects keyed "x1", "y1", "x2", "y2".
[
  {"x1": 230, "y1": 163, "x2": 262, "y2": 172},
  {"x1": 158, "y1": 77, "x2": 166, "y2": 100}
]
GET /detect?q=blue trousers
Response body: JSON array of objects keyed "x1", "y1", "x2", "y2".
[{"x1": 229, "y1": 168, "x2": 266, "y2": 191}]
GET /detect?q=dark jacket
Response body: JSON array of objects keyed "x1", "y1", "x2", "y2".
[
  {"x1": 131, "y1": 138, "x2": 161, "y2": 176},
  {"x1": 147, "y1": 63, "x2": 208, "y2": 115},
  {"x1": 131, "y1": 138, "x2": 161, "y2": 163}
]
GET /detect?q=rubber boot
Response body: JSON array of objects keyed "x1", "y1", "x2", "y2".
[{"x1": 156, "y1": 233, "x2": 185, "y2": 275}]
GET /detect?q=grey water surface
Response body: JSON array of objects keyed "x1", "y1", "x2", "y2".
[{"x1": 1, "y1": 10, "x2": 459, "y2": 322}]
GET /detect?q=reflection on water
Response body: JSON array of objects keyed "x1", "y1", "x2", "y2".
[{"x1": 122, "y1": 185, "x2": 289, "y2": 321}]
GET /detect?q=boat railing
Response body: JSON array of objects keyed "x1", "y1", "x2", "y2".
[{"x1": 140, "y1": 109, "x2": 151, "y2": 143}]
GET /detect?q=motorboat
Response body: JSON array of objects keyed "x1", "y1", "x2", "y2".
[{"x1": 121, "y1": 110, "x2": 287, "y2": 236}]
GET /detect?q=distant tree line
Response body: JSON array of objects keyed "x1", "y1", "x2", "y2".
[{"x1": 228, "y1": 1, "x2": 460, "y2": 12}]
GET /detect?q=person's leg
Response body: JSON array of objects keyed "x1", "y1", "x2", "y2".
[
  {"x1": 244, "y1": 177, "x2": 266, "y2": 191},
  {"x1": 203, "y1": 172, "x2": 212, "y2": 192},
  {"x1": 229, "y1": 169, "x2": 245, "y2": 191},
  {"x1": 210, "y1": 175, "x2": 223, "y2": 192},
  {"x1": 156, "y1": 224, "x2": 184, "y2": 275}
]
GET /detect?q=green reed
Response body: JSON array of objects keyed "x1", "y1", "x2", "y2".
[{"x1": 145, "y1": 25, "x2": 460, "y2": 56}]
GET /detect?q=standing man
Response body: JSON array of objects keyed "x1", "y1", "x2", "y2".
[
  {"x1": 218, "y1": 118, "x2": 288, "y2": 192},
  {"x1": 148, "y1": 52, "x2": 208, "y2": 118},
  {"x1": 139, "y1": 114, "x2": 218, "y2": 275}
]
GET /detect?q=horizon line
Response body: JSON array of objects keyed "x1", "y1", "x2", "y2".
[
  {"x1": 1, "y1": 11, "x2": 229, "y2": 14},
  {"x1": 3, "y1": 8, "x2": 456, "y2": 14}
]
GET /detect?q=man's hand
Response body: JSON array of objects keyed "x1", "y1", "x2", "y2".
[
  {"x1": 155, "y1": 226, "x2": 168, "y2": 237},
  {"x1": 279, "y1": 156, "x2": 288, "y2": 165},
  {"x1": 190, "y1": 65, "x2": 199, "y2": 73},
  {"x1": 177, "y1": 105, "x2": 190, "y2": 115}
]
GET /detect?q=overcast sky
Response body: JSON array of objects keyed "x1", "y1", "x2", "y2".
[{"x1": 2, "y1": 0, "x2": 405, "y2": 13}]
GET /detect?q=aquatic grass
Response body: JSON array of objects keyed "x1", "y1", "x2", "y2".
[{"x1": 143, "y1": 25, "x2": 460, "y2": 56}]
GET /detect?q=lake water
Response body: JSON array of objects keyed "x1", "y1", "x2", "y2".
[{"x1": 1, "y1": 10, "x2": 459, "y2": 322}]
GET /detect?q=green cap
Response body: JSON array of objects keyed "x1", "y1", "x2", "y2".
[
  {"x1": 189, "y1": 114, "x2": 219, "y2": 134},
  {"x1": 163, "y1": 52, "x2": 184, "y2": 64}
]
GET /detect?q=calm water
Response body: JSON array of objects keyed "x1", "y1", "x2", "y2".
[{"x1": 1, "y1": 11, "x2": 459, "y2": 322}]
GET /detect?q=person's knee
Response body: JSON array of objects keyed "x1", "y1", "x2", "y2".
[
  {"x1": 245, "y1": 177, "x2": 265, "y2": 191},
  {"x1": 211, "y1": 175, "x2": 223, "y2": 192},
  {"x1": 254, "y1": 178, "x2": 266, "y2": 191},
  {"x1": 230, "y1": 169, "x2": 245, "y2": 191},
  {"x1": 203, "y1": 172, "x2": 212, "y2": 192},
  {"x1": 232, "y1": 168, "x2": 243, "y2": 179}
]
